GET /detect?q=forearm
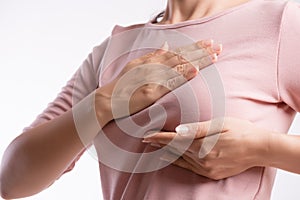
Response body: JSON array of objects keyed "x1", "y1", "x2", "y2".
[
  {"x1": 0, "y1": 110, "x2": 83, "y2": 198},
  {"x1": 0, "y1": 40, "x2": 210, "y2": 198},
  {"x1": 0, "y1": 90, "x2": 112, "y2": 199},
  {"x1": 263, "y1": 132, "x2": 300, "y2": 174}
]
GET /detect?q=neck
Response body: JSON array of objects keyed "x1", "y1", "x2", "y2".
[{"x1": 159, "y1": 0, "x2": 250, "y2": 24}]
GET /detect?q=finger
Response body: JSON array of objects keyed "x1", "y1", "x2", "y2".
[
  {"x1": 130, "y1": 64, "x2": 194, "y2": 95},
  {"x1": 175, "y1": 118, "x2": 226, "y2": 138},
  {"x1": 181, "y1": 153, "x2": 204, "y2": 168},
  {"x1": 172, "y1": 157, "x2": 194, "y2": 172},
  {"x1": 163, "y1": 140, "x2": 194, "y2": 156},
  {"x1": 143, "y1": 131, "x2": 195, "y2": 154},
  {"x1": 209, "y1": 44, "x2": 223, "y2": 55},
  {"x1": 171, "y1": 157, "x2": 207, "y2": 176},
  {"x1": 160, "y1": 150, "x2": 181, "y2": 163},
  {"x1": 190, "y1": 53, "x2": 217, "y2": 71},
  {"x1": 161, "y1": 53, "x2": 186, "y2": 68},
  {"x1": 172, "y1": 62, "x2": 199, "y2": 80},
  {"x1": 163, "y1": 73, "x2": 189, "y2": 90},
  {"x1": 174, "y1": 39, "x2": 213, "y2": 54},
  {"x1": 162, "y1": 47, "x2": 219, "y2": 69},
  {"x1": 166, "y1": 145, "x2": 185, "y2": 156},
  {"x1": 144, "y1": 41, "x2": 211, "y2": 65},
  {"x1": 153, "y1": 64, "x2": 198, "y2": 91},
  {"x1": 162, "y1": 51, "x2": 218, "y2": 75},
  {"x1": 161, "y1": 39, "x2": 218, "y2": 67},
  {"x1": 143, "y1": 131, "x2": 176, "y2": 144},
  {"x1": 144, "y1": 40, "x2": 221, "y2": 69},
  {"x1": 138, "y1": 42, "x2": 171, "y2": 64},
  {"x1": 198, "y1": 40, "x2": 222, "y2": 55},
  {"x1": 180, "y1": 48, "x2": 209, "y2": 62}
]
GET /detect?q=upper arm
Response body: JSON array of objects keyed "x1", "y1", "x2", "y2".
[
  {"x1": 22, "y1": 39, "x2": 108, "y2": 173},
  {"x1": 24, "y1": 40, "x2": 108, "y2": 131}
]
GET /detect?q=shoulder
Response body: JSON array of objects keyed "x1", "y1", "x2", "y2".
[
  {"x1": 258, "y1": 0, "x2": 300, "y2": 15},
  {"x1": 281, "y1": 0, "x2": 300, "y2": 20},
  {"x1": 91, "y1": 22, "x2": 148, "y2": 54},
  {"x1": 248, "y1": 0, "x2": 294, "y2": 18},
  {"x1": 111, "y1": 23, "x2": 147, "y2": 35},
  {"x1": 277, "y1": 0, "x2": 300, "y2": 37}
]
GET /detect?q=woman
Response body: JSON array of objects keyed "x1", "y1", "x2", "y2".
[
  {"x1": 0, "y1": 21, "x2": 220, "y2": 200},
  {"x1": 2, "y1": 0, "x2": 300, "y2": 199}
]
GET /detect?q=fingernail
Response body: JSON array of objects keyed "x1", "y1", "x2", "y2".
[
  {"x1": 144, "y1": 132, "x2": 157, "y2": 139},
  {"x1": 161, "y1": 41, "x2": 169, "y2": 51},
  {"x1": 142, "y1": 139, "x2": 151, "y2": 143},
  {"x1": 175, "y1": 125, "x2": 189, "y2": 136},
  {"x1": 204, "y1": 39, "x2": 213, "y2": 47},
  {"x1": 150, "y1": 143, "x2": 161, "y2": 148},
  {"x1": 212, "y1": 44, "x2": 222, "y2": 52},
  {"x1": 210, "y1": 53, "x2": 217, "y2": 62}
]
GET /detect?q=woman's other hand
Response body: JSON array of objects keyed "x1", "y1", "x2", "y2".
[{"x1": 143, "y1": 117, "x2": 272, "y2": 180}]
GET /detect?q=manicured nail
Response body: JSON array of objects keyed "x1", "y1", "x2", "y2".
[
  {"x1": 210, "y1": 53, "x2": 217, "y2": 62},
  {"x1": 212, "y1": 44, "x2": 222, "y2": 52},
  {"x1": 204, "y1": 39, "x2": 213, "y2": 47},
  {"x1": 144, "y1": 132, "x2": 157, "y2": 139},
  {"x1": 150, "y1": 143, "x2": 161, "y2": 148},
  {"x1": 175, "y1": 125, "x2": 189, "y2": 136}
]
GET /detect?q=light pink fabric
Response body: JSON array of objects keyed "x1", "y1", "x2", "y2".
[{"x1": 25, "y1": 0, "x2": 300, "y2": 199}]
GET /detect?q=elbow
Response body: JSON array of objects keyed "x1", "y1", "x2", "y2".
[
  {"x1": 0, "y1": 175, "x2": 12, "y2": 200},
  {"x1": 0, "y1": 137, "x2": 53, "y2": 199},
  {"x1": 1, "y1": 164, "x2": 18, "y2": 200},
  {"x1": 0, "y1": 162, "x2": 32, "y2": 200},
  {"x1": 0, "y1": 171, "x2": 44, "y2": 200},
  {"x1": 0, "y1": 187, "x2": 9, "y2": 200},
  {"x1": 0, "y1": 151, "x2": 15, "y2": 199},
  {"x1": 0, "y1": 138, "x2": 31, "y2": 199},
  {"x1": 0, "y1": 179, "x2": 22, "y2": 200}
]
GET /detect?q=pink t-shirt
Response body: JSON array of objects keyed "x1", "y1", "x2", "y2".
[{"x1": 25, "y1": 0, "x2": 300, "y2": 199}]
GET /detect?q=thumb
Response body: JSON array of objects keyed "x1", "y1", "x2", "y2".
[{"x1": 175, "y1": 118, "x2": 225, "y2": 138}]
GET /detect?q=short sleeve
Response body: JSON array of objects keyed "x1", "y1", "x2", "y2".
[
  {"x1": 278, "y1": 1, "x2": 300, "y2": 112},
  {"x1": 23, "y1": 39, "x2": 108, "y2": 174}
]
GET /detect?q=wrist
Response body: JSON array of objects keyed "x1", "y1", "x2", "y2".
[
  {"x1": 95, "y1": 85, "x2": 114, "y2": 126},
  {"x1": 262, "y1": 131, "x2": 286, "y2": 168},
  {"x1": 245, "y1": 128, "x2": 274, "y2": 167},
  {"x1": 71, "y1": 86, "x2": 114, "y2": 146},
  {"x1": 72, "y1": 91, "x2": 103, "y2": 146}
]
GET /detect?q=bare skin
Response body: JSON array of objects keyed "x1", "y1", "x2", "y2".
[
  {"x1": 159, "y1": 0, "x2": 252, "y2": 25},
  {"x1": 142, "y1": 0, "x2": 300, "y2": 182},
  {"x1": 0, "y1": 40, "x2": 221, "y2": 199}
]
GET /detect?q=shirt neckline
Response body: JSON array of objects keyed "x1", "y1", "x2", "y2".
[{"x1": 145, "y1": 0, "x2": 258, "y2": 29}]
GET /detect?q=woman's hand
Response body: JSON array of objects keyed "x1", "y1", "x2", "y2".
[
  {"x1": 95, "y1": 40, "x2": 222, "y2": 124},
  {"x1": 0, "y1": 40, "x2": 222, "y2": 199},
  {"x1": 143, "y1": 117, "x2": 272, "y2": 180}
]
